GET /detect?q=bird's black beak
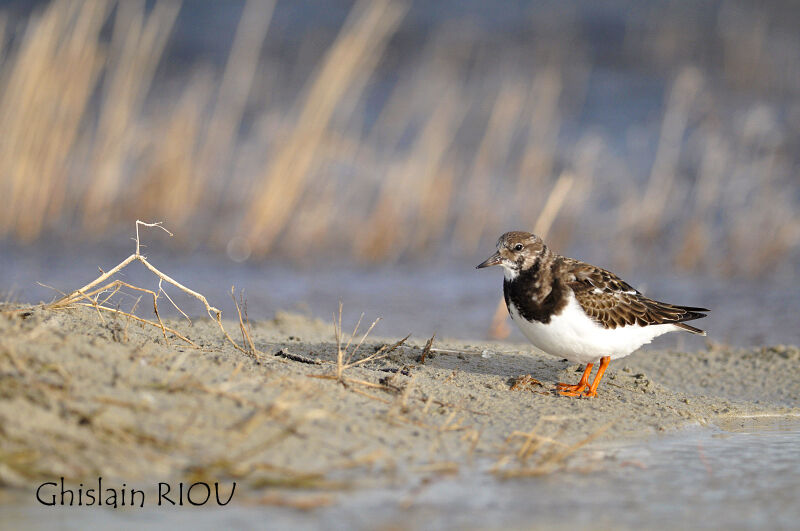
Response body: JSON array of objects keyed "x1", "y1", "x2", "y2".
[{"x1": 476, "y1": 251, "x2": 502, "y2": 269}]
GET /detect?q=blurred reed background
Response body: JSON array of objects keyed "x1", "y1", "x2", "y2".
[{"x1": 0, "y1": 0, "x2": 798, "y2": 278}]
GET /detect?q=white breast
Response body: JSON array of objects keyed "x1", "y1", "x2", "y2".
[{"x1": 508, "y1": 293, "x2": 679, "y2": 364}]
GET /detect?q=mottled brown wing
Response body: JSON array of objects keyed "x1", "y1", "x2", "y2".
[{"x1": 562, "y1": 259, "x2": 709, "y2": 331}]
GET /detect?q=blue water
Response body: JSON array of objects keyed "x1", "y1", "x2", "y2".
[
  {"x1": 5, "y1": 417, "x2": 799, "y2": 530},
  {"x1": 3, "y1": 241, "x2": 800, "y2": 348}
]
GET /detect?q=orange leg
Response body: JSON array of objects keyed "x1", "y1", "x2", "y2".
[
  {"x1": 557, "y1": 363, "x2": 593, "y2": 396},
  {"x1": 582, "y1": 356, "x2": 610, "y2": 398}
]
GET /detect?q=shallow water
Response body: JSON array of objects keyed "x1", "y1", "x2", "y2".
[
  {"x1": 5, "y1": 417, "x2": 800, "y2": 530},
  {"x1": 2, "y1": 243, "x2": 799, "y2": 348}
]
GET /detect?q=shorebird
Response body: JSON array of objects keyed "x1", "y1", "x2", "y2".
[{"x1": 477, "y1": 231, "x2": 709, "y2": 398}]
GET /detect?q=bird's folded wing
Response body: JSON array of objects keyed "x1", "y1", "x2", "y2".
[{"x1": 562, "y1": 260, "x2": 708, "y2": 330}]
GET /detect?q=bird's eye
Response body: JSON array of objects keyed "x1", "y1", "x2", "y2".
[{"x1": 514, "y1": 244, "x2": 523, "y2": 251}]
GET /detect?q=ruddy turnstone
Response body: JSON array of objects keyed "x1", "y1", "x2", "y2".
[{"x1": 477, "y1": 231, "x2": 709, "y2": 398}]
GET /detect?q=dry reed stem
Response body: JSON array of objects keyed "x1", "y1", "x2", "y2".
[
  {"x1": 243, "y1": 0, "x2": 406, "y2": 253},
  {"x1": 357, "y1": 90, "x2": 464, "y2": 260},
  {"x1": 514, "y1": 66, "x2": 563, "y2": 209},
  {"x1": 532, "y1": 172, "x2": 575, "y2": 238},
  {"x1": 0, "y1": 0, "x2": 107, "y2": 239},
  {"x1": 635, "y1": 67, "x2": 702, "y2": 239},
  {"x1": 454, "y1": 81, "x2": 527, "y2": 253},
  {"x1": 489, "y1": 171, "x2": 575, "y2": 338},
  {"x1": 675, "y1": 132, "x2": 728, "y2": 270},
  {"x1": 0, "y1": 0, "x2": 796, "y2": 280},
  {"x1": 199, "y1": 0, "x2": 275, "y2": 181},
  {"x1": 82, "y1": 0, "x2": 180, "y2": 228}
]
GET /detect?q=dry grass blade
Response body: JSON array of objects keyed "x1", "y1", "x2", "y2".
[
  {"x1": 69, "y1": 279, "x2": 177, "y2": 345},
  {"x1": 333, "y1": 302, "x2": 387, "y2": 379},
  {"x1": 491, "y1": 417, "x2": 613, "y2": 478},
  {"x1": 310, "y1": 303, "x2": 410, "y2": 396},
  {"x1": 231, "y1": 287, "x2": 260, "y2": 358}
]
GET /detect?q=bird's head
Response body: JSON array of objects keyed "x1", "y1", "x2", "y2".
[{"x1": 476, "y1": 231, "x2": 548, "y2": 279}]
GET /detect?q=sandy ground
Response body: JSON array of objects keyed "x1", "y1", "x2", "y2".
[{"x1": 1, "y1": 303, "x2": 798, "y2": 503}]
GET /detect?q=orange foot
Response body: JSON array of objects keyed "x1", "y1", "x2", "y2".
[
  {"x1": 556, "y1": 363, "x2": 593, "y2": 396},
  {"x1": 558, "y1": 356, "x2": 610, "y2": 399},
  {"x1": 556, "y1": 381, "x2": 586, "y2": 392}
]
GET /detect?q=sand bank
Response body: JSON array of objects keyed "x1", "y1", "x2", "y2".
[{"x1": 1, "y1": 304, "x2": 797, "y2": 500}]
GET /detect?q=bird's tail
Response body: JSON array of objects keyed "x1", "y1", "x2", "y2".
[{"x1": 673, "y1": 305, "x2": 709, "y2": 335}]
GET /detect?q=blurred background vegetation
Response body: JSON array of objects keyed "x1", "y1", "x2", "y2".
[{"x1": 0, "y1": 0, "x2": 798, "y2": 278}]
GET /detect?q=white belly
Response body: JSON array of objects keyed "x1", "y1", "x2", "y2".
[{"x1": 508, "y1": 293, "x2": 678, "y2": 364}]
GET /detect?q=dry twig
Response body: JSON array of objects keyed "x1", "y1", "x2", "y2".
[{"x1": 48, "y1": 220, "x2": 250, "y2": 354}]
